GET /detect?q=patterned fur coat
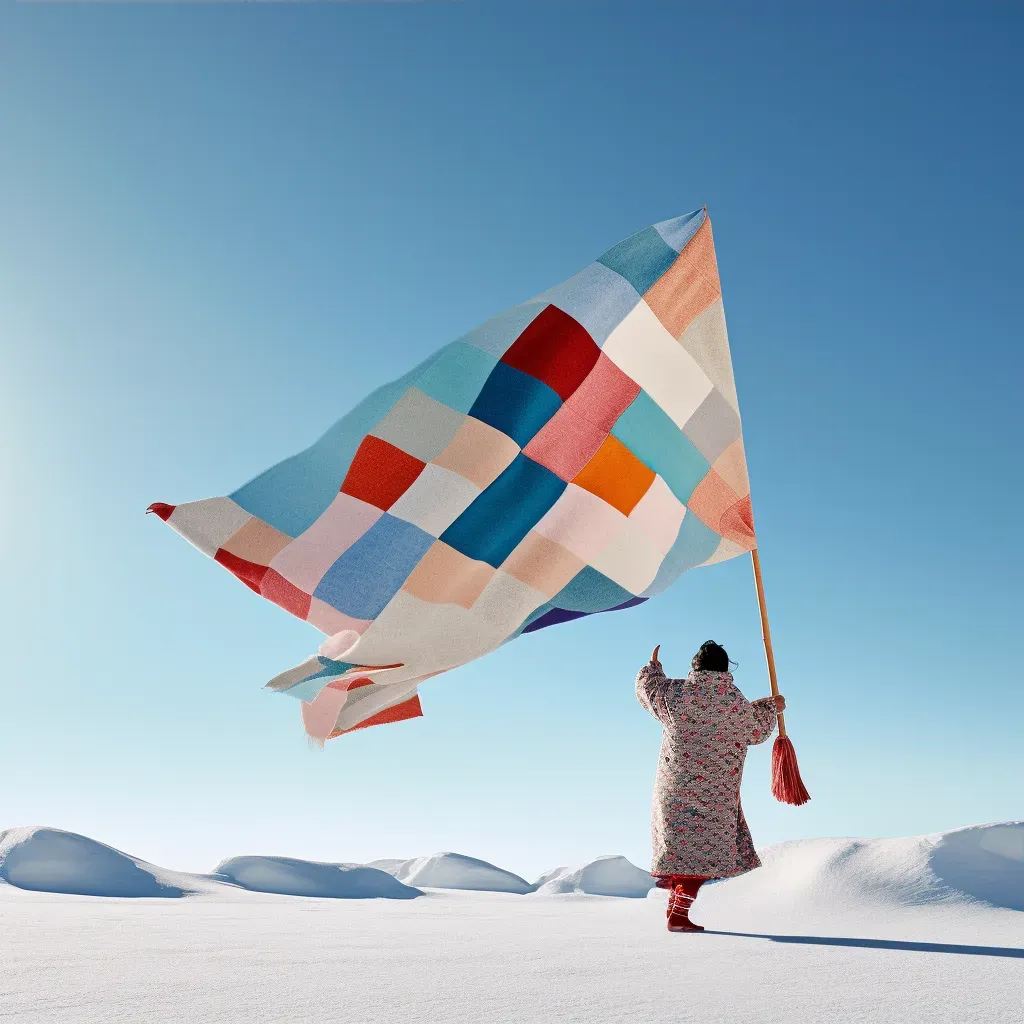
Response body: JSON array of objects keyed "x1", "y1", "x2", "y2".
[{"x1": 636, "y1": 661, "x2": 778, "y2": 879}]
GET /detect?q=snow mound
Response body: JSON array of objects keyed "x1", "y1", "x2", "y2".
[
  {"x1": 391, "y1": 853, "x2": 533, "y2": 893},
  {"x1": 702, "y1": 821, "x2": 1024, "y2": 928},
  {"x1": 215, "y1": 856, "x2": 421, "y2": 899},
  {"x1": 366, "y1": 858, "x2": 409, "y2": 874},
  {"x1": 929, "y1": 822, "x2": 1024, "y2": 911},
  {"x1": 532, "y1": 856, "x2": 654, "y2": 897},
  {"x1": 0, "y1": 827, "x2": 191, "y2": 898}
]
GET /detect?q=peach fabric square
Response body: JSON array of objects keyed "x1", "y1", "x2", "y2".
[
  {"x1": 644, "y1": 218, "x2": 722, "y2": 340},
  {"x1": 501, "y1": 530, "x2": 586, "y2": 598},
  {"x1": 222, "y1": 517, "x2": 292, "y2": 566},
  {"x1": 628, "y1": 474, "x2": 686, "y2": 555},
  {"x1": 712, "y1": 437, "x2": 751, "y2": 496},
  {"x1": 687, "y1": 470, "x2": 756, "y2": 548},
  {"x1": 306, "y1": 598, "x2": 372, "y2": 638},
  {"x1": 402, "y1": 540, "x2": 495, "y2": 609},
  {"x1": 572, "y1": 434, "x2": 656, "y2": 516},
  {"x1": 432, "y1": 416, "x2": 520, "y2": 489},
  {"x1": 522, "y1": 407, "x2": 608, "y2": 482},
  {"x1": 270, "y1": 492, "x2": 382, "y2": 594},
  {"x1": 533, "y1": 483, "x2": 628, "y2": 562}
]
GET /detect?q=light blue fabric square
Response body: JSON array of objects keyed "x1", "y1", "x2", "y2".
[
  {"x1": 458, "y1": 302, "x2": 546, "y2": 358},
  {"x1": 314, "y1": 514, "x2": 434, "y2": 619},
  {"x1": 230, "y1": 357, "x2": 436, "y2": 537},
  {"x1": 532, "y1": 262, "x2": 641, "y2": 345},
  {"x1": 653, "y1": 209, "x2": 706, "y2": 254},
  {"x1": 643, "y1": 513, "x2": 721, "y2": 596}
]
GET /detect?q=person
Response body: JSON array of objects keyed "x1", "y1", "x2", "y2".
[{"x1": 635, "y1": 640, "x2": 785, "y2": 932}]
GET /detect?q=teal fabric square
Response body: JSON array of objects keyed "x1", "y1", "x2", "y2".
[
  {"x1": 598, "y1": 226, "x2": 680, "y2": 297},
  {"x1": 612, "y1": 391, "x2": 710, "y2": 504},
  {"x1": 414, "y1": 342, "x2": 498, "y2": 415}
]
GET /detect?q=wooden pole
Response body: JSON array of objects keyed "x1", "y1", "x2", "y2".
[{"x1": 751, "y1": 547, "x2": 786, "y2": 739}]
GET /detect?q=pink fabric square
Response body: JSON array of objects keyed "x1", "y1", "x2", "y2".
[
  {"x1": 533, "y1": 483, "x2": 628, "y2": 562},
  {"x1": 522, "y1": 407, "x2": 608, "y2": 482},
  {"x1": 563, "y1": 353, "x2": 641, "y2": 432},
  {"x1": 270, "y1": 492, "x2": 381, "y2": 594},
  {"x1": 306, "y1": 598, "x2": 372, "y2": 638},
  {"x1": 628, "y1": 474, "x2": 686, "y2": 555}
]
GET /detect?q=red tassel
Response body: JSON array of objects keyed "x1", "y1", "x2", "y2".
[
  {"x1": 771, "y1": 735, "x2": 811, "y2": 806},
  {"x1": 146, "y1": 502, "x2": 175, "y2": 521}
]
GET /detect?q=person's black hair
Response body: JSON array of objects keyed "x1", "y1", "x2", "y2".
[{"x1": 692, "y1": 640, "x2": 730, "y2": 673}]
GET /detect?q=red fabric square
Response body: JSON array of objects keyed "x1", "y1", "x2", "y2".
[
  {"x1": 329, "y1": 692, "x2": 424, "y2": 738},
  {"x1": 214, "y1": 549, "x2": 269, "y2": 594},
  {"x1": 500, "y1": 304, "x2": 600, "y2": 401},
  {"x1": 260, "y1": 568, "x2": 313, "y2": 620},
  {"x1": 341, "y1": 435, "x2": 426, "y2": 510}
]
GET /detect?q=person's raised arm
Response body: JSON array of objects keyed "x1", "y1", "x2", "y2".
[
  {"x1": 747, "y1": 693, "x2": 785, "y2": 745},
  {"x1": 635, "y1": 644, "x2": 669, "y2": 720}
]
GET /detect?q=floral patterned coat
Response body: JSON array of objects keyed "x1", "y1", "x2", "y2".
[{"x1": 636, "y1": 661, "x2": 778, "y2": 879}]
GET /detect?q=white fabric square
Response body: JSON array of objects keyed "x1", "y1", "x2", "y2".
[
  {"x1": 389, "y1": 463, "x2": 481, "y2": 537},
  {"x1": 590, "y1": 520, "x2": 665, "y2": 595},
  {"x1": 602, "y1": 300, "x2": 714, "y2": 428},
  {"x1": 532, "y1": 483, "x2": 628, "y2": 562},
  {"x1": 628, "y1": 474, "x2": 686, "y2": 555},
  {"x1": 168, "y1": 497, "x2": 252, "y2": 557}
]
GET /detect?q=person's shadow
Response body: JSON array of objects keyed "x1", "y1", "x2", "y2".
[{"x1": 707, "y1": 931, "x2": 1024, "y2": 959}]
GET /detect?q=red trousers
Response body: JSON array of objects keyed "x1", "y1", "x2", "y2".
[{"x1": 654, "y1": 875, "x2": 707, "y2": 899}]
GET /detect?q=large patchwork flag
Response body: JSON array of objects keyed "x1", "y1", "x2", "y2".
[{"x1": 150, "y1": 208, "x2": 756, "y2": 742}]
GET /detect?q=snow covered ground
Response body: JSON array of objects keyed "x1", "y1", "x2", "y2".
[{"x1": 1, "y1": 823, "x2": 1022, "y2": 1023}]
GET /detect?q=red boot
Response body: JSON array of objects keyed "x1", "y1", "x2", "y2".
[{"x1": 666, "y1": 881, "x2": 704, "y2": 932}]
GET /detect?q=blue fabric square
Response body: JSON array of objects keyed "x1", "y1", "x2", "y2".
[
  {"x1": 532, "y1": 262, "x2": 641, "y2": 345},
  {"x1": 643, "y1": 512, "x2": 721, "y2": 597},
  {"x1": 468, "y1": 362, "x2": 563, "y2": 448},
  {"x1": 598, "y1": 226, "x2": 680, "y2": 297},
  {"x1": 414, "y1": 342, "x2": 498, "y2": 415},
  {"x1": 441, "y1": 454, "x2": 566, "y2": 568},
  {"x1": 653, "y1": 209, "x2": 705, "y2": 254},
  {"x1": 313, "y1": 514, "x2": 434, "y2": 619},
  {"x1": 612, "y1": 391, "x2": 710, "y2": 504}
]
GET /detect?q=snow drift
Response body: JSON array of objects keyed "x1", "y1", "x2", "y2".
[
  {"x1": 0, "y1": 827, "x2": 193, "y2": 898},
  {"x1": 214, "y1": 857, "x2": 421, "y2": 899},
  {"x1": 389, "y1": 852, "x2": 533, "y2": 893},
  {"x1": 532, "y1": 855, "x2": 654, "y2": 897},
  {"x1": 699, "y1": 821, "x2": 1024, "y2": 930}
]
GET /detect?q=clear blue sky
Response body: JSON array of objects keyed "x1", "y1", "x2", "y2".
[{"x1": 1, "y1": 3, "x2": 1021, "y2": 880}]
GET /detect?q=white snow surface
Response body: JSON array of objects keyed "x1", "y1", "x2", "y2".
[
  {"x1": 214, "y1": 856, "x2": 421, "y2": 899},
  {"x1": 1, "y1": 821, "x2": 1023, "y2": 1023},
  {"x1": 532, "y1": 854, "x2": 655, "y2": 897},
  {"x1": 390, "y1": 851, "x2": 533, "y2": 893}
]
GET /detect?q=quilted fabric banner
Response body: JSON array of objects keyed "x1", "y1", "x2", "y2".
[{"x1": 149, "y1": 208, "x2": 756, "y2": 742}]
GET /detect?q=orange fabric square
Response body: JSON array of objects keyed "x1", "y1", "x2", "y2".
[
  {"x1": 572, "y1": 434, "x2": 656, "y2": 516},
  {"x1": 402, "y1": 540, "x2": 495, "y2": 609},
  {"x1": 341, "y1": 435, "x2": 426, "y2": 510},
  {"x1": 432, "y1": 416, "x2": 520, "y2": 489},
  {"x1": 502, "y1": 531, "x2": 585, "y2": 598},
  {"x1": 644, "y1": 218, "x2": 722, "y2": 339},
  {"x1": 221, "y1": 517, "x2": 293, "y2": 566},
  {"x1": 686, "y1": 470, "x2": 756, "y2": 548}
]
